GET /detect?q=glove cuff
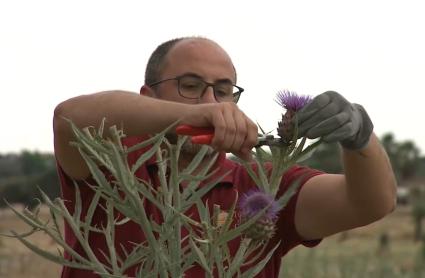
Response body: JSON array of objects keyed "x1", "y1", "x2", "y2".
[{"x1": 340, "y1": 104, "x2": 374, "y2": 150}]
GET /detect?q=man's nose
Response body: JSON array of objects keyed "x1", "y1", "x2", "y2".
[{"x1": 199, "y1": 86, "x2": 217, "y2": 104}]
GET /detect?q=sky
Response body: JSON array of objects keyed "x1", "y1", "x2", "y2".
[{"x1": 1, "y1": 0, "x2": 424, "y2": 154}]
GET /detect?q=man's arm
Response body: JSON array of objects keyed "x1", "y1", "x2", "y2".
[
  {"x1": 54, "y1": 90, "x2": 257, "y2": 180},
  {"x1": 295, "y1": 134, "x2": 397, "y2": 240},
  {"x1": 290, "y1": 91, "x2": 397, "y2": 240},
  {"x1": 54, "y1": 90, "x2": 188, "y2": 180}
]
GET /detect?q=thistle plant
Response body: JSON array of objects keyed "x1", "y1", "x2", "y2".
[
  {"x1": 238, "y1": 90, "x2": 321, "y2": 242},
  {"x1": 1, "y1": 119, "x2": 288, "y2": 277},
  {"x1": 2, "y1": 90, "x2": 322, "y2": 277}
]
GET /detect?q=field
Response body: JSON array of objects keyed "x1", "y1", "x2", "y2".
[
  {"x1": 0, "y1": 205, "x2": 62, "y2": 278},
  {"x1": 0, "y1": 205, "x2": 423, "y2": 277},
  {"x1": 281, "y1": 206, "x2": 425, "y2": 277}
]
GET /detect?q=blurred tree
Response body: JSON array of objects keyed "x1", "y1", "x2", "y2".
[
  {"x1": 20, "y1": 150, "x2": 49, "y2": 176},
  {"x1": 381, "y1": 133, "x2": 401, "y2": 181},
  {"x1": 36, "y1": 166, "x2": 61, "y2": 201},
  {"x1": 416, "y1": 157, "x2": 425, "y2": 178},
  {"x1": 0, "y1": 154, "x2": 22, "y2": 177},
  {"x1": 0, "y1": 151, "x2": 60, "y2": 209},
  {"x1": 0, "y1": 176, "x2": 36, "y2": 207},
  {"x1": 301, "y1": 142, "x2": 343, "y2": 174},
  {"x1": 381, "y1": 133, "x2": 422, "y2": 182},
  {"x1": 411, "y1": 186, "x2": 425, "y2": 241},
  {"x1": 397, "y1": 141, "x2": 421, "y2": 180}
]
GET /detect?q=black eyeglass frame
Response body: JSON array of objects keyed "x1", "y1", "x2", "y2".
[{"x1": 148, "y1": 75, "x2": 244, "y2": 103}]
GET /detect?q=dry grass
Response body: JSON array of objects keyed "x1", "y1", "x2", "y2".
[
  {"x1": 281, "y1": 206, "x2": 424, "y2": 277},
  {"x1": 0, "y1": 205, "x2": 422, "y2": 277},
  {"x1": 0, "y1": 205, "x2": 61, "y2": 278}
]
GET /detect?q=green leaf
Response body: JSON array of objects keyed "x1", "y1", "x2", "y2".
[
  {"x1": 240, "y1": 160, "x2": 263, "y2": 191},
  {"x1": 4, "y1": 200, "x2": 44, "y2": 230},
  {"x1": 220, "y1": 191, "x2": 238, "y2": 234},
  {"x1": 240, "y1": 242, "x2": 280, "y2": 278},
  {"x1": 10, "y1": 230, "x2": 93, "y2": 270},
  {"x1": 83, "y1": 184, "x2": 102, "y2": 235},
  {"x1": 252, "y1": 151, "x2": 270, "y2": 191},
  {"x1": 276, "y1": 175, "x2": 304, "y2": 209},
  {"x1": 293, "y1": 139, "x2": 322, "y2": 164},
  {"x1": 228, "y1": 238, "x2": 251, "y2": 275},
  {"x1": 105, "y1": 201, "x2": 120, "y2": 274},
  {"x1": 126, "y1": 121, "x2": 178, "y2": 154},
  {"x1": 217, "y1": 204, "x2": 269, "y2": 246},
  {"x1": 182, "y1": 170, "x2": 229, "y2": 212},
  {"x1": 189, "y1": 238, "x2": 212, "y2": 275},
  {"x1": 291, "y1": 136, "x2": 307, "y2": 158},
  {"x1": 73, "y1": 182, "x2": 82, "y2": 227},
  {"x1": 181, "y1": 144, "x2": 211, "y2": 176},
  {"x1": 131, "y1": 134, "x2": 164, "y2": 175}
]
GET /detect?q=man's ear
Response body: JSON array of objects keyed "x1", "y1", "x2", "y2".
[{"x1": 140, "y1": 85, "x2": 157, "y2": 98}]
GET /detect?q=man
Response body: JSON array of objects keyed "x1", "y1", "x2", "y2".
[{"x1": 53, "y1": 37, "x2": 397, "y2": 277}]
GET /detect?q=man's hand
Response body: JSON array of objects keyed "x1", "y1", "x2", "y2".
[
  {"x1": 297, "y1": 91, "x2": 374, "y2": 150},
  {"x1": 182, "y1": 102, "x2": 258, "y2": 161},
  {"x1": 294, "y1": 92, "x2": 396, "y2": 240}
]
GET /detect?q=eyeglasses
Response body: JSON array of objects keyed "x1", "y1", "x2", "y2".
[{"x1": 148, "y1": 74, "x2": 244, "y2": 103}]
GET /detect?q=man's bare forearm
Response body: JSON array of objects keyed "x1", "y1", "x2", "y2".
[
  {"x1": 53, "y1": 90, "x2": 190, "y2": 179},
  {"x1": 54, "y1": 90, "x2": 190, "y2": 137},
  {"x1": 342, "y1": 133, "x2": 397, "y2": 221}
]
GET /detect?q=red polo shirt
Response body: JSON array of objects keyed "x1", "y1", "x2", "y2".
[{"x1": 58, "y1": 136, "x2": 323, "y2": 278}]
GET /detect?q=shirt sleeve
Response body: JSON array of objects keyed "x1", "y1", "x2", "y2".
[{"x1": 274, "y1": 165, "x2": 324, "y2": 256}]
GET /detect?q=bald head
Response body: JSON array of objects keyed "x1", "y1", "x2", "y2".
[{"x1": 144, "y1": 37, "x2": 236, "y2": 85}]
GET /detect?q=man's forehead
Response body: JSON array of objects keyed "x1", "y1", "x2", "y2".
[{"x1": 163, "y1": 38, "x2": 236, "y2": 81}]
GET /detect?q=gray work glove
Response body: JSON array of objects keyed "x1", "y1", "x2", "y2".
[{"x1": 297, "y1": 91, "x2": 374, "y2": 150}]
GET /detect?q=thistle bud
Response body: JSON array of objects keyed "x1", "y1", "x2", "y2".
[
  {"x1": 239, "y1": 189, "x2": 280, "y2": 241},
  {"x1": 275, "y1": 90, "x2": 312, "y2": 143},
  {"x1": 277, "y1": 110, "x2": 296, "y2": 143}
]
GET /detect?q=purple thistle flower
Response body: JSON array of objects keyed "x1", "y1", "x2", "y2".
[
  {"x1": 275, "y1": 90, "x2": 312, "y2": 112},
  {"x1": 239, "y1": 189, "x2": 280, "y2": 221}
]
